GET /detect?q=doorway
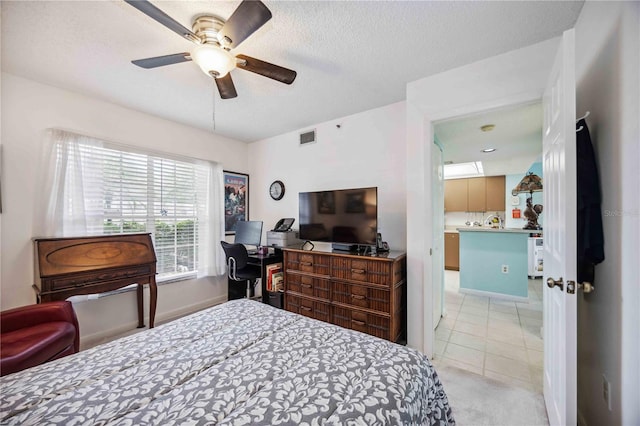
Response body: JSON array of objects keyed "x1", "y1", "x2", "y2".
[{"x1": 430, "y1": 102, "x2": 545, "y2": 392}]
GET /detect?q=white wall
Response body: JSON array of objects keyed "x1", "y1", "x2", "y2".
[
  {"x1": 574, "y1": 2, "x2": 640, "y2": 425},
  {"x1": 247, "y1": 102, "x2": 407, "y2": 251},
  {"x1": 0, "y1": 73, "x2": 248, "y2": 345}
]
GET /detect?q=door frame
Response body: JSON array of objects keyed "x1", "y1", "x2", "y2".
[{"x1": 405, "y1": 37, "x2": 561, "y2": 357}]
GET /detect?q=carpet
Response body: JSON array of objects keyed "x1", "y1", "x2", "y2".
[{"x1": 436, "y1": 364, "x2": 549, "y2": 426}]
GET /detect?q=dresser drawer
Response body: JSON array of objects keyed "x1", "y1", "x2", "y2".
[
  {"x1": 48, "y1": 265, "x2": 153, "y2": 291},
  {"x1": 285, "y1": 252, "x2": 330, "y2": 276},
  {"x1": 286, "y1": 273, "x2": 331, "y2": 300},
  {"x1": 285, "y1": 294, "x2": 332, "y2": 323},
  {"x1": 332, "y1": 281, "x2": 390, "y2": 313},
  {"x1": 333, "y1": 306, "x2": 390, "y2": 340},
  {"x1": 331, "y1": 258, "x2": 391, "y2": 286}
]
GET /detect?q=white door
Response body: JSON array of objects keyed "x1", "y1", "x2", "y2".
[
  {"x1": 432, "y1": 141, "x2": 444, "y2": 327},
  {"x1": 542, "y1": 29, "x2": 577, "y2": 426}
]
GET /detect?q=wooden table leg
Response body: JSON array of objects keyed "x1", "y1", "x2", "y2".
[
  {"x1": 136, "y1": 283, "x2": 145, "y2": 328},
  {"x1": 148, "y1": 277, "x2": 157, "y2": 329}
]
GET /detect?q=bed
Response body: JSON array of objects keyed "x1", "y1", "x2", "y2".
[{"x1": 0, "y1": 299, "x2": 454, "y2": 425}]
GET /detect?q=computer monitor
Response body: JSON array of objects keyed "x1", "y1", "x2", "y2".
[{"x1": 234, "y1": 221, "x2": 263, "y2": 253}]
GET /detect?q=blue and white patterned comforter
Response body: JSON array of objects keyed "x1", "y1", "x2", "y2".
[{"x1": 0, "y1": 299, "x2": 454, "y2": 425}]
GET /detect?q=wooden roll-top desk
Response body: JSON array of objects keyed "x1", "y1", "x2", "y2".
[{"x1": 33, "y1": 233, "x2": 158, "y2": 328}]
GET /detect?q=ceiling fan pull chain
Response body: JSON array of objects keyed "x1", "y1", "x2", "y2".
[{"x1": 212, "y1": 84, "x2": 216, "y2": 132}]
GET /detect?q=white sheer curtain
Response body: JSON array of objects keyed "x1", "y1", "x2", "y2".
[
  {"x1": 41, "y1": 129, "x2": 105, "y2": 237},
  {"x1": 196, "y1": 161, "x2": 227, "y2": 277},
  {"x1": 40, "y1": 129, "x2": 226, "y2": 278}
]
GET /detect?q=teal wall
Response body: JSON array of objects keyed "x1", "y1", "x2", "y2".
[{"x1": 459, "y1": 231, "x2": 529, "y2": 298}]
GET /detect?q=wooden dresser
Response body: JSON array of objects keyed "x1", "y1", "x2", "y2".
[
  {"x1": 33, "y1": 233, "x2": 158, "y2": 328},
  {"x1": 283, "y1": 248, "x2": 406, "y2": 342}
]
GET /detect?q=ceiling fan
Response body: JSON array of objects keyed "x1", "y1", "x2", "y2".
[{"x1": 125, "y1": 0, "x2": 297, "y2": 99}]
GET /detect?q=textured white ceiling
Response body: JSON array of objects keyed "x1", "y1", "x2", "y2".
[
  {"x1": 1, "y1": 1, "x2": 583, "y2": 142},
  {"x1": 435, "y1": 102, "x2": 543, "y2": 176}
]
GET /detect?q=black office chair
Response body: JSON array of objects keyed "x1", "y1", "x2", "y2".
[{"x1": 220, "y1": 241, "x2": 262, "y2": 299}]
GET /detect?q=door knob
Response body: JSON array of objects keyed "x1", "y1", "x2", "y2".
[
  {"x1": 547, "y1": 277, "x2": 564, "y2": 291},
  {"x1": 566, "y1": 281, "x2": 595, "y2": 294}
]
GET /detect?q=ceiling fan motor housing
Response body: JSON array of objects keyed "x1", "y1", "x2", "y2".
[{"x1": 192, "y1": 15, "x2": 227, "y2": 46}]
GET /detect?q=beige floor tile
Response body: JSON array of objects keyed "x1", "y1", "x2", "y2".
[
  {"x1": 435, "y1": 326, "x2": 452, "y2": 341},
  {"x1": 459, "y1": 304, "x2": 489, "y2": 318},
  {"x1": 443, "y1": 342, "x2": 485, "y2": 368},
  {"x1": 453, "y1": 320, "x2": 488, "y2": 337},
  {"x1": 527, "y1": 348, "x2": 544, "y2": 368},
  {"x1": 438, "y1": 316, "x2": 457, "y2": 330},
  {"x1": 435, "y1": 338, "x2": 448, "y2": 355},
  {"x1": 524, "y1": 334, "x2": 544, "y2": 351},
  {"x1": 456, "y1": 312, "x2": 489, "y2": 326},
  {"x1": 488, "y1": 310, "x2": 520, "y2": 322},
  {"x1": 517, "y1": 303, "x2": 543, "y2": 316},
  {"x1": 484, "y1": 353, "x2": 531, "y2": 381},
  {"x1": 463, "y1": 298, "x2": 490, "y2": 310},
  {"x1": 488, "y1": 317, "x2": 523, "y2": 335},
  {"x1": 489, "y1": 303, "x2": 519, "y2": 315},
  {"x1": 449, "y1": 330, "x2": 486, "y2": 351},
  {"x1": 485, "y1": 339, "x2": 528, "y2": 361},
  {"x1": 529, "y1": 366, "x2": 544, "y2": 393},
  {"x1": 487, "y1": 327, "x2": 525, "y2": 347},
  {"x1": 520, "y1": 316, "x2": 543, "y2": 326},
  {"x1": 444, "y1": 304, "x2": 461, "y2": 317},
  {"x1": 521, "y1": 322, "x2": 544, "y2": 338}
]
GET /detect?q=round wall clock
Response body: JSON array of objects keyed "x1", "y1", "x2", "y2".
[{"x1": 269, "y1": 180, "x2": 285, "y2": 200}]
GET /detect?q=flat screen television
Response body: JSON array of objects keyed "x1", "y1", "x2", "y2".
[{"x1": 298, "y1": 187, "x2": 377, "y2": 246}]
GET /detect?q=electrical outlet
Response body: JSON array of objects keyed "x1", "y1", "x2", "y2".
[
  {"x1": 501, "y1": 265, "x2": 509, "y2": 274},
  {"x1": 602, "y1": 374, "x2": 612, "y2": 411}
]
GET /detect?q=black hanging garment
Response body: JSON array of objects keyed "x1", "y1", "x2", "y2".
[{"x1": 576, "y1": 118, "x2": 605, "y2": 284}]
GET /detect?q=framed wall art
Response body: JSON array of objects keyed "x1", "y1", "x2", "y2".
[{"x1": 223, "y1": 170, "x2": 249, "y2": 234}]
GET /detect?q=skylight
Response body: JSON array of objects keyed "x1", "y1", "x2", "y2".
[{"x1": 444, "y1": 161, "x2": 484, "y2": 179}]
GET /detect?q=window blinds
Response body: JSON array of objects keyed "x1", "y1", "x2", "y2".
[{"x1": 43, "y1": 129, "x2": 224, "y2": 280}]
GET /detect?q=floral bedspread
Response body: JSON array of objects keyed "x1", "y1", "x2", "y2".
[{"x1": 0, "y1": 299, "x2": 454, "y2": 425}]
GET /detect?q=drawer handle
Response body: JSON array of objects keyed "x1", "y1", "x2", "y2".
[
  {"x1": 301, "y1": 262, "x2": 313, "y2": 266},
  {"x1": 301, "y1": 284, "x2": 312, "y2": 289},
  {"x1": 351, "y1": 294, "x2": 366, "y2": 300},
  {"x1": 352, "y1": 319, "x2": 366, "y2": 326},
  {"x1": 301, "y1": 306, "x2": 312, "y2": 311},
  {"x1": 351, "y1": 268, "x2": 366, "y2": 274}
]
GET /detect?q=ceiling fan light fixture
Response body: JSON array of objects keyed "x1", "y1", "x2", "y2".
[{"x1": 191, "y1": 44, "x2": 236, "y2": 78}]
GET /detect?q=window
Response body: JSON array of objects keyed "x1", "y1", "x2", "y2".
[{"x1": 42, "y1": 129, "x2": 226, "y2": 280}]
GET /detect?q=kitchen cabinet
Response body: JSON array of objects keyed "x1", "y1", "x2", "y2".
[
  {"x1": 444, "y1": 179, "x2": 468, "y2": 212},
  {"x1": 444, "y1": 176, "x2": 505, "y2": 212},
  {"x1": 467, "y1": 178, "x2": 486, "y2": 212},
  {"x1": 444, "y1": 232, "x2": 460, "y2": 270},
  {"x1": 485, "y1": 176, "x2": 506, "y2": 211}
]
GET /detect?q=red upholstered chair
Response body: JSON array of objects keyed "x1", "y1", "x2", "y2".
[{"x1": 1, "y1": 301, "x2": 79, "y2": 376}]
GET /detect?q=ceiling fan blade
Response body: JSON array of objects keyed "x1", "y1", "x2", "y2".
[
  {"x1": 236, "y1": 55, "x2": 297, "y2": 85},
  {"x1": 125, "y1": 0, "x2": 198, "y2": 42},
  {"x1": 215, "y1": 74, "x2": 238, "y2": 99},
  {"x1": 218, "y1": 0, "x2": 272, "y2": 49},
  {"x1": 132, "y1": 53, "x2": 191, "y2": 69}
]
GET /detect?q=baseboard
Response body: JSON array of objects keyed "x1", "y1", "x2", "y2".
[
  {"x1": 458, "y1": 287, "x2": 529, "y2": 303},
  {"x1": 80, "y1": 295, "x2": 227, "y2": 350}
]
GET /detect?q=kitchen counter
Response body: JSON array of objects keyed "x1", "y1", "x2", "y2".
[
  {"x1": 457, "y1": 227, "x2": 539, "y2": 234},
  {"x1": 458, "y1": 229, "x2": 531, "y2": 300}
]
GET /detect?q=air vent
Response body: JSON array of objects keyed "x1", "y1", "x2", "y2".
[{"x1": 299, "y1": 129, "x2": 316, "y2": 146}]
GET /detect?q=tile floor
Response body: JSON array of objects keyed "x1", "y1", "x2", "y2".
[{"x1": 432, "y1": 270, "x2": 544, "y2": 393}]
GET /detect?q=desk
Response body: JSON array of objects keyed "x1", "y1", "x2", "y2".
[
  {"x1": 227, "y1": 251, "x2": 283, "y2": 304},
  {"x1": 33, "y1": 233, "x2": 158, "y2": 328}
]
